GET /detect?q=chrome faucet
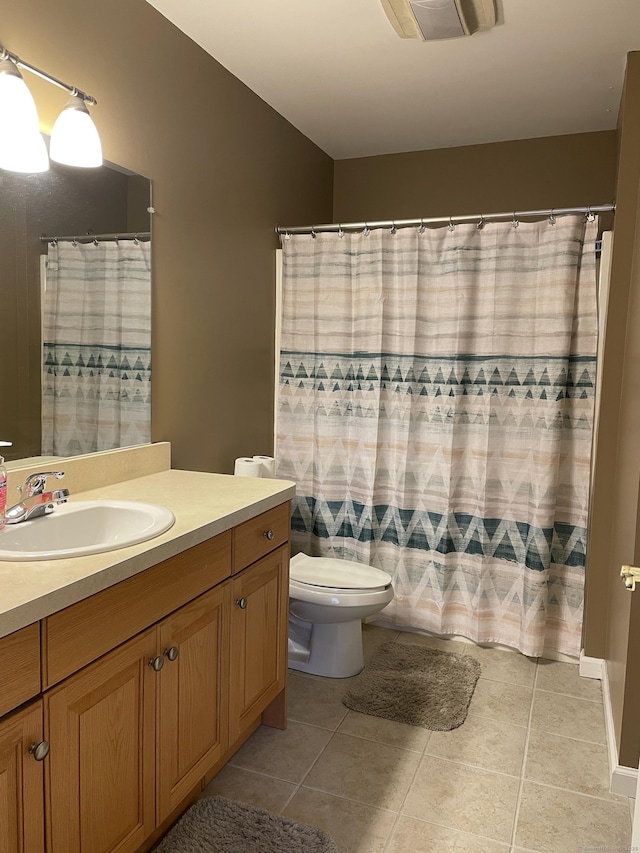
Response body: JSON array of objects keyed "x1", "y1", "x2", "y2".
[{"x1": 4, "y1": 471, "x2": 70, "y2": 524}]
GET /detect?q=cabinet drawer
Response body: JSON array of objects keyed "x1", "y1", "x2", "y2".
[
  {"x1": 232, "y1": 502, "x2": 290, "y2": 574},
  {"x1": 43, "y1": 532, "x2": 232, "y2": 687},
  {"x1": 0, "y1": 623, "x2": 40, "y2": 716}
]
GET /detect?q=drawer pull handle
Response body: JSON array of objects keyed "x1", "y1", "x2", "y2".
[
  {"x1": 29, "y1": 741, "x2": 50, "y2": 762},
  {"x1": 164, "y1": 646, "x2": 180, "y2": 662},
  {"x1": 149, "y1": 655, "x2": 165, "y2": 672},
  {"x1": 237, "y1": 597, "x2": 248, "y2": 609},
  {"x1": 263, "y1": 529, "x2": 275, "y2": 541}
]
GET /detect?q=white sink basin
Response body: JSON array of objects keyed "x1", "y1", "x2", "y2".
[{"x1": 0, "y1": 500, "x2": 175, "y2": 561}]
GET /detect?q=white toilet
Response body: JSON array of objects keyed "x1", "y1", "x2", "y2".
[{"x1": 288, "y1": 552, "x2": 394, "y2": 678}]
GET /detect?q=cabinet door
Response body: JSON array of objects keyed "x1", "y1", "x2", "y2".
[
  {"x1": 156, "y1": 583, "x2": 230, "y2": 822},
  {"x1": 45, "y1": 629, "x2": 157, "y2": 853},
  {"x1": 229, "y1": 545, "x2": 289, "y2": 741},
  {"x1": 0, "y1": 701, "x2": 45, "y2": 853}
]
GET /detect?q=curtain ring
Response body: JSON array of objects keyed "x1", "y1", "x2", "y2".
[
  {"x1": 311, "y1": 227, "x2": 317, "y2": 239},
  {"x1": 512, "y1": 212, "x2": 519, "y2": 229},
  {"x1": 50, "y1": 238, "x2": 58, "y2": 246},
  {"x1": 363, "y1": 222, "x2": 370, "y2": 236},
  {"x1": 418, "y1": 218, "x2": 425, "y2": 234},
  {"x1": 285, "y1": 230, "x2": 291, "y2": 241},
  {"x1": 93, "y1": 237, "x2": 99, "y2": 246},
  {"x1": 586, "y1": 206, "x2": 596, "y2": 223},
  {"x1": 72, "y1": 239, "x2": 78, "y2": 247},
  {"x1": 390, "y1": 221, "x2": 397, "y2": 235},
  {"x1": 338, "y1": 224, "x2": 344, "y2": 238},
  {"x1": 476, "y1": 215, "x2": 485, "y2": 230},
  {"x1": 448, "y1": 216, "x2": 455, "y2": 233},
  {"x1": 133, "y1": 234, "x2": 140, "y2": 245},
  {"x1": 548, "y1": 209, "x2": 557, "y2": 225}
]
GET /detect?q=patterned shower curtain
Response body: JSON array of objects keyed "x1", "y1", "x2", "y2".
[
  {"x1": 276, "y1": 216, "x2": 597, "y2": 658},
  {"x1": 42, "y1": 240, "x2": 151, "y2": 456}
]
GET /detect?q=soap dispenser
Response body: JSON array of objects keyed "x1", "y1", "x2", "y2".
[{"x1": 0, "y1": 441, "x2": 11, "y2": 528}]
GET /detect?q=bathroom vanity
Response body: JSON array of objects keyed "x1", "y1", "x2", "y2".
[{"x1": 0, "y1": 455, "x2": 294, "y2": 853}]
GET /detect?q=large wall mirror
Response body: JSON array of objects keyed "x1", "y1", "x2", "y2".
[{"x1": 0, "y1": 152, "x2": 151, "y2": 465}]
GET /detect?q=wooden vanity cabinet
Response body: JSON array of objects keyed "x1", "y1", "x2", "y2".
[
  {"x1": 229, "y1": 545, "x2": 289, "y2": 742},
  {"x1": 156, "y1": 583, "x2": 230, "y2": 823},
  {"x1": 0, "y1": 500, "x2": 290, "y2": 853},
  {"x1": 0, "y1": 701, "x2": 45, "y2": 853},
  {"x1": 44, "y1": 585, "x2": 233, "y2": 853}
]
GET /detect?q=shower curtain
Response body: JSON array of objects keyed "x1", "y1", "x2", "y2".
[
  {"x1": 276, "y1": 216, "x2": 598, "y2": 658},
  {"x1": 42, "y1": 240, "x2": 151, "y2": 456}
]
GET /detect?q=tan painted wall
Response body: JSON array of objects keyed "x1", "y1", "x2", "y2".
[
  {"x1": 3, "y1": 0, "x2": 333, "y2": 474},
  {"x1": 333, "y1": 132, "x2": 617, "y2": 223},
  {"x1": 587, "y1": 52, "x2": 640, "y2": 768}
]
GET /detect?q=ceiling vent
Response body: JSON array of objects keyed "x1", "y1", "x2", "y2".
[{"x1": 380, "y1": 0, "x2": 496, "y2": 40}]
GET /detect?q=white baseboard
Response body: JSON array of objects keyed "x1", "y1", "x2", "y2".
[
  {"x1": 600, "y1": 658, "x2": 638, "y2": 798},
  {"x1": 579, "y1": 650, "x2": 604, "y2": 680}
]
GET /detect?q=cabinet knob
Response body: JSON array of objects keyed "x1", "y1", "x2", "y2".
[
  {"x1": 29, "y1": 740, "x2": 50, "y2": 761},
  {"x1": 164, "y1": 646, "x2": 180, "y2": 662},
  {"x1": 148, "y1": 655, "x2": 165, "y2": 671},
  {"x1": 263, "y1": 529, "x2": 275, "y2": 541},
  {"x1": 237, "y1": 597, "x2": 248, "y2": 609}
]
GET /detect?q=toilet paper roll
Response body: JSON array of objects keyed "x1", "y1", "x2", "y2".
[
  {"x1": 253, "y1": 455, "x2": 276, "y2": 478},
  {"x1": 234, "y1": 457, "x2": 263, "y2": 478}
]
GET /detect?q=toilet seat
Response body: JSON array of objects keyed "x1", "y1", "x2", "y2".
[{"x1": 290, "y1": 553, "x2": 392, "y2": 593}]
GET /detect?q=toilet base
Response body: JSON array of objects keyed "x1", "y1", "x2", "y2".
[{"x1": 288, "y1": 618, "x2": 364, "y2": 678}]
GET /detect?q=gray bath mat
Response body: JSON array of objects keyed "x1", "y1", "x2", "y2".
[
  {"x1": 343, "y1": 642, "x2": 481, "y2": 731},
  {"x1": 153, "y1": 796, "x2": 338, "y2": 853}
]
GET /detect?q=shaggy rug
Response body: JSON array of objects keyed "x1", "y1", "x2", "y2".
[
  {"x1": 343, "y1": 642, "x2": 481, "y2": 730},
  {"x1": 153, "y1": 796, "x2": 338, "y2": 853}
]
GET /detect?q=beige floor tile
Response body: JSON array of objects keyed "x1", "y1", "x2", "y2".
[
  {"x1": 535, "y1": 659, "x2": 602, "y2": 701},
  {"x1": 386, "y1": 816, "x2": 511, "y2": 852},
  {"x1": 426, "y1": 713, "x2": 527, "y2": 775},
  {"x1": 531, "y1": 690, "x2": 606, "y2": 744},
  {"x1": 362, "y1": 623, "x2": 400, "y2": 663},
  {"x1": 515, "y1": 781, "x2": 632, "y2": 853},
  {"x1": 287, "y1": 672, "x2": 350, "y2": 730},
  {"x1": 229, "y1": 721, "x2": 332, "y2": 783},
  {"x1": 524, "y1": 729, "x2": 620, "y2": 800},
  {"x1": 402, "y1": 756, "x2": 519, "y2": 842},
  {"x1": 396, "y1": 629, "x2": 470, "y2": 654},
  {"x1": 468, "y1": 678, "x2": 534, "y2": 727},
  {"x1": 200, "y1": 765, "x2": 296, "y2": 813},
  {"x1": 337, "y1": 709, "x2": 431, "y2": 752},
  {"x1": 283, "y1": 787, "x2": 396, "y2": 853},
  {"x1": 304, "y1": 731, "x2": 420, "y2": 810},
  {"x1": 462, "y1": 645, "x2": 537, "y2": 688}
]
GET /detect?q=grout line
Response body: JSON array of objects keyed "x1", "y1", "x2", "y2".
[
  {"x1": 533, "y1": 686, "x2": 602, "y2": 704},
  {"x1": 279, "y1": 725, "x2": 340, "y2": 814},
  {"x1": 518, "y1": 777, "x2": 632, "y2": 805},
  {"x1": 509, "y1": 656, "x2": 539, "y2": 849},
  {"x1": 380, "y1": 747, "x2": 425, "y2": 853}
]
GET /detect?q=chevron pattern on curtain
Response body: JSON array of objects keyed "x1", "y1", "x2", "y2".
[{"x1": 277, "y1": 217, "x2": 597, "y2": 657}]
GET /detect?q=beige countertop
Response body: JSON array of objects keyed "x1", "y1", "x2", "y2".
[{"x1": 0, "y1": 470, "x2": 295, "y2": 640}]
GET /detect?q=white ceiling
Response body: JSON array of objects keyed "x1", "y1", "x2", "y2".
[{"x1": 146, "y1": 0, "x2": 640, "y2": 159}]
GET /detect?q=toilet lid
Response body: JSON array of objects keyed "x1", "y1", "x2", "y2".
[{"x1": 290, "y1": 553, "x2": 392, "y2": 590}]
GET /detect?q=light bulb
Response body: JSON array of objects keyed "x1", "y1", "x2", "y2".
[
  {"x1": 0, "y1": 57, "x2": 49, "y2": 173},
  {"x1": 50, "y1": 95, "x2": 102, "y2": 168}
]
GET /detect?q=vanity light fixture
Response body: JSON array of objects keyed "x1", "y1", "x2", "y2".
[
  {"x1": 0, "y1": 56, "x2": 49, "y2": 173},
  {"x1": 0, "y1": 45, "x2": 102, "y2": 173},
  {"x1": 50, "y1": 95, "x2": 102, "y2": 167}
]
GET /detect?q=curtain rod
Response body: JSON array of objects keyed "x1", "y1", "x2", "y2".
[
  {"x1": 40, "y1": 231, "x2": 150, "y2": 244},
  {"x1": 275, "y1": 204, "x2": 616, "y2": 236}
]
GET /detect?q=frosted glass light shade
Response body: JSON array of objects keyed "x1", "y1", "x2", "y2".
[
  {"x1": 0, "y1": 58, "x2": 49, "y2": 173},
  {"x1": 50, "y1": 95, "x2": 102, "y2": 168}
]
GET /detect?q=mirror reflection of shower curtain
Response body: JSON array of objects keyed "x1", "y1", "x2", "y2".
[{"x1": 41, "y1": 240, "x2": 151, "y2": 456}]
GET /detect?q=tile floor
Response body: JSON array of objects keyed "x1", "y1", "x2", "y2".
[{"x1": 202, "y1": 625, "x2": 633, "y2": 853}]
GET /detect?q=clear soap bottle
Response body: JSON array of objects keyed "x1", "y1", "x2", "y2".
[{"x1": 0, "y1": 441, "x2": 11, "y2": 529}]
